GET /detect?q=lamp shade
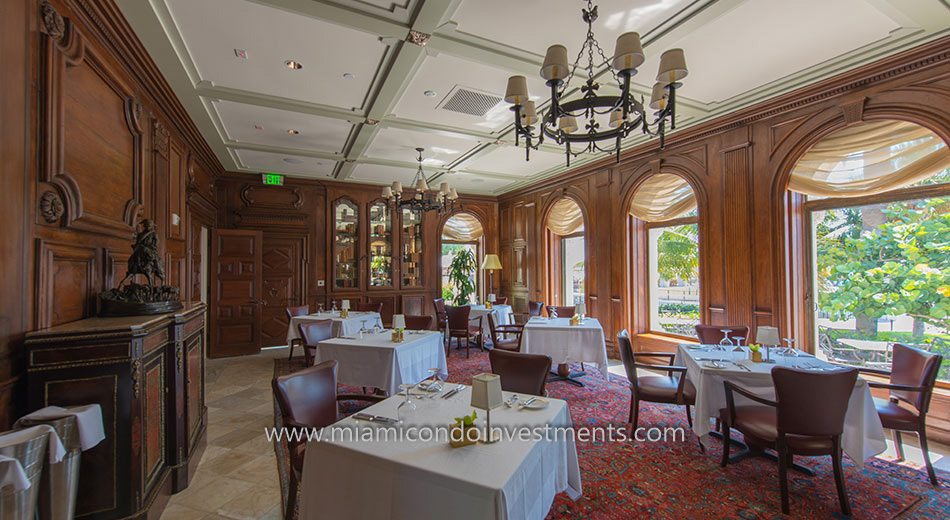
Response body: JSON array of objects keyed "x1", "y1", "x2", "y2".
[
  {"x1": 504, "y1": 75, "x2": 529, "y2": 105},
  {"x1": 414, "y1": 177, "x2": 429, "y2": 191},
  {"x1": 755, "y1": 326, "x2": 780, "y2": 346},
  {"x1": 340, "y1": 299, "x2": 350, "y2": 310},
  {"x1": 391, "y1": 181, "x2": 403, "y2": 194},
  {"x1": 381, "y1": 186, "x2": 393, "y2": 198},
  {"x1": 520, "y1": 101, "x2": 538, "y2": 126},
  {"x1": 448, "y1": 188, "x2": 459, "y2": 200},
  {"x1": 470, "y1": 373, "x2": 503, "y2": 410},
  {"x1": 576, "y1": 302, "x2": 586, "y2": 316},
  {"x1": 608, "y1": 109, "x2": 625, "y2": 128},
  {"x1": 657, "y1": 48, "x2": 688, "y2": 84},
  {"x1": 480, "y1": 254, "x2": 502, "y2": 270},
  {"x1": 439, "y1": 182, "x2": 449, "y2": 194},
  {"x1": 649, "y1": 82, "x2": 668, "y2": 111},
  {"x1": 392, "y1": 314, "x2": 406, "y2": 330},
  {"x1": 558, "y1": 115, "x2": 578, "y2": 133},
  {"x1": 540, "y1": 44, "x2": 570, "y2": 81},
  {"x1": 612, "y1": 32, "x2": 645, "y2": 71},
  {"x1": 487, "y1": 293, "x2": 496, "y2": 303}
]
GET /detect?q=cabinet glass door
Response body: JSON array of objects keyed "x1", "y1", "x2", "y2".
[
  {"x1": 368, "y1": 202, "x2": 393, "y2": 288},
  {"x1": 333, "y1": 199, "x2": 359, "y2": 289},
  {"x1": 400, "y1": 209, "x2": 424, "y2": 288}
]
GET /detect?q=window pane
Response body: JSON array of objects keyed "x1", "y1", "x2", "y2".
[
  {"x1": 649, "y1": 223, "x2": 700, "y2": 337},
  {"x1": 812, "y1": 197, "x2": 949, "y2": 381},
  {"x1": 561, "y1": 236, "x2": 585, "y2": 305},
  {"x1": 441, "y1": 243, "x2": 478, "y2": 304}
]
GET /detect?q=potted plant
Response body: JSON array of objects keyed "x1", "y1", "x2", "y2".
[{"x1": 447, "y1": 249, "x2": 477, "y2": 305}]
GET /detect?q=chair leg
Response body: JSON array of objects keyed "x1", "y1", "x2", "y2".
[
  {"x1": 288, "y1": 340, "x2": 296, "y2": 362},
  {"x1": 685, "y1": 405, "x2": 693, "y2": 429},
  {"x1": 720, "y1": 419, "x2": 731, "y2": 467},
  {"x1": 777, "y1": 443, "x2": 790, "y2": 515},
  {"x1": 917, "y1": 429, "x2": 939, "y2": 486},
  {"x1": 285, "y1": 472, "x2": 299, "y2": 520},
  {"x1": 630, "y1": 397, "x2": 640, "y2": 437},
  {"x1": 832, "y1": 440, "x2": 851, "y2": 516},
  {"x1": 465, "y1": 337, "x2": 470, "y2": 358},
  {"x1": 891, "y1": 429, "x2": 905, "y2": 461}
]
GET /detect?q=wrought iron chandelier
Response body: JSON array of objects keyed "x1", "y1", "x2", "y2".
[
  {"x1": 503, "y1": 0, "x2": 688, "y2": 166},
  {"x1": 381, "y1": 147, "x2": 460, "y2": 214}
]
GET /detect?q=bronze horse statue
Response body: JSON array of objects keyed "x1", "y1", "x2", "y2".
[{"x1": 118, "y1": 219, "x2": 166, "y2": 287}]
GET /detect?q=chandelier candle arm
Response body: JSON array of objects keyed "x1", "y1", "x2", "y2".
[{"x1": 382, "y1": 147, "x2": 460, "y2": 215}]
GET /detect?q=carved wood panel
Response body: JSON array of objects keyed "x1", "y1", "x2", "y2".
[
  {"x1": 142, "y1": 350, "x2": 165, "y2": 492},
  {"x1": 36, "y1": 240, "x2": 99, "y2": 328}
]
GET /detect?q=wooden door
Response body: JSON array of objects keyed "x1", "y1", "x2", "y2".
[
  {"x1": 210, "y1": 230, "x2": 262, "y2": 357},
  {"x1": 260, "y1": 235, "x2": 307, "y2": 347}
]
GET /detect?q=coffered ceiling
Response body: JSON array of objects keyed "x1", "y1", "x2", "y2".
[{"x1": 117, "y1": 0, "x2": 950, "y2": 195}]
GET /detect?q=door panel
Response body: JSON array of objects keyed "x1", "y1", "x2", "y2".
[
  {"x1": 210, "y1": 229, "x2": 262, "y2": 357},
  {"x1": 260, "y1": 236, "x2": 306, "y2": 347}
]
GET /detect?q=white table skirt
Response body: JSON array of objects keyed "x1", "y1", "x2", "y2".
[
  {"x1": 315, "y1": 331, "x2": 447, "y2": 395},
  {"x1": 286, "y1": 311, "x2": 382, "y2": 345},
  {"x1": 675, "y1": 344, "x2": 887, "y2": 466},
  {"x1": 470, "y1": 304, "x2": 513, "y2": 341},
  {"x1": 300, "y1": 386, "x2": 581, "y2": 520},
  {"x1": 520, "y1": 317, "x2": 609, "y2": 377}
]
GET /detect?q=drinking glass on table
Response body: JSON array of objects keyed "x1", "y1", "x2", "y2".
[
  {"x1": 317, "y1": 303, "x2": 325, "y2": 314},
  {"x1": 421, "y1": 367, "x2": 444, "y2": 393},
  {"x1": 396, "y1": 384, "x2": 416, "y2": 423},
  {"x1": 781, "y1": 337, "x2": 798, "y2": 359},
  {"x1": 731, "y1": 337, "x2": 745, "y2": 363},
  {"x1": 717, "y1": 329, "x2": 734, "y2": 352}
]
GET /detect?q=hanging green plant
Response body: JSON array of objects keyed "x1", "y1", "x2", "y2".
[{"x1": 447, "y1": 248, "x2": 477, "y2": 305}]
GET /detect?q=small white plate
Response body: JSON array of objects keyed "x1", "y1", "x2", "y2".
[
  {"x1": 521, "y1": 398, "x2": 549, "y2": 410},
  {"x1": 702, "y1": 361, "x2": 728, "y2": 369}
]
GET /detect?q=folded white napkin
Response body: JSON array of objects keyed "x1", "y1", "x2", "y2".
[
  {"x1": 0, "y1": 425, "x2": 65, "y2": 464},
  {"x1": 16, "y1": 405, "x2": 105, "y2": 451},
  {"x1": 0, "y1": 454, "x2": 30, "y2": 491}
]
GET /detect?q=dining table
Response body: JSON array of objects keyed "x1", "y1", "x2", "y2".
[
  {"x1": 675, "y1": 344, "x2": 887, "y2": 467},
  {"x1": 299, "y1": 384, "x2": 582, "y2": 520},
  {"x1": 469, "y1": 304, "x2": 513, "y2": 342},
  {"x1": 285, "y1": 310, "x2": 382, "y2": 346},
  {"x1": 520, "y1": 317, "x2": 609, "y2": 386},
  {"x1": 315, "y1": 329, "x2": 447, "y2": 395}
]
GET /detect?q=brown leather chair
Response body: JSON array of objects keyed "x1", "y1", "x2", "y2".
[
  {"x1": 297, "y1": 320, "x2": 333, "y2": 366},
  {"x1": 433, "y1": 298, "x2": 449, "y2": 348},
  {"x1": 721, "y1": 366, "x2": 858, "y2": 515},
  {"x1": 546, "y1": 305, "x2": 576, "y2": 318},
  {"x1": 285, "y1": 305, "x2": 310, "y2": 361},
  {"x1": 404, "y1": 315, "x2": 434, "y2": 330},
  {"x1": 446, "y1": 305, "x2": 482, "y2": 358},
  {"x1": 354, "y1": 301, "x2": 383, "y2": 313},
  {"x1": 273, "y1": 360, "x2": 382, "y2": 520},
  {"x1": 492, "y1": 297, "x2": 508, "y2": 305},
  {"x1": 489, "y1": 349, "x2": 551, "y2": 396},
  {"x1": 487, "y1": 312, "x2": 522, "y2": 352},
  {"x1": 695, "y1": 324, "x2": 750, "y2": 345},
  {"x1": 859, "y1": 343, "x2": 943, "y2": 485},
  {"x1": 618, "y1": 330, "x2": 695, "y2": 431},
  {"x1": 510, "y1": 300, "x2": 544, "y2": 325}
]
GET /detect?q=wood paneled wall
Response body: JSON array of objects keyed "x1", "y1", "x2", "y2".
[
  {"x1": 0, "y1": 0, "x2": 221, "y2": 428},
  {"x1": 215, "y1": 174, "x2": 499, "y2": 347}
]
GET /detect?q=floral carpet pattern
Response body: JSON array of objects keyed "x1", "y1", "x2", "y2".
[{"x1": 274, "y1": 349, "x2": 949, "y2": 519}]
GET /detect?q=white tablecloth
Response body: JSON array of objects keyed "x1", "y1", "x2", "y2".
[
  {"x1": 520, "y1": 317, "x2": 609, "y2": 377},
  {"x1": 315, "y1": 330, "x2": 447, "y2": 395},
  {"x1": 470, "y1": 304, "x2": 513, "y2": 342},
  {"x1": 300, "y1": 386, "x2": 582, "y2": 520},
  {"x1": 286, "y1": 311, "x2": 382, "y2": 345},
  {"x1": 675, "y1": 344, "x2": 887, "y2": 466}
]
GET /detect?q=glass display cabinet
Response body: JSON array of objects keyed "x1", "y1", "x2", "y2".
[
  {"x1": 400, "y1": 208, "x2": 424, "y2": 288},
  {"x1": 368, "y1": 201, "x2": 393, "y2": 288},
  {"x1": 333, "y1": 199, "x2": 359, "y2": 289}
]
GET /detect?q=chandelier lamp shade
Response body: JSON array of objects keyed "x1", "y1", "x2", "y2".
[
  {"x1": 503, "y1": 0, "x2": 688, "y2": 166},
  {"x1": 382, "y1": 147, "x2": 460, "y2": 214}
]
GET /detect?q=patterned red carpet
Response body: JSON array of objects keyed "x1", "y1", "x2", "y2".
[{"x1": 275, "y1": 349, "x2": 949, "y2": 518}]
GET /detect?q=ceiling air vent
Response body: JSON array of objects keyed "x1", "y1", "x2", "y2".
[{"x1": 439, "y1": 86, "x2": 503, "y2": 117}]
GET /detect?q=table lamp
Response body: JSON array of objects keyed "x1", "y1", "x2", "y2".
[
  {"x1": 480, "y1": 254, "x2": 502, "y2": 295},
  {"x1": 392, "y1": 314, "x2": 406, "y2": 342},
  {"x1": 471, "y1": 373, "x2": 503, "y2": 443},
  {"x1": 340, "y1": 299, "x2": 350, "y2": 318},
  {"x1": 756, "y1": 326, "x2": 780, "y2": 363}
]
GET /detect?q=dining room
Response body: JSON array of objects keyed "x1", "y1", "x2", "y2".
[{"x1": 1, "y1": 0, "x2": 949, "y2": 519}]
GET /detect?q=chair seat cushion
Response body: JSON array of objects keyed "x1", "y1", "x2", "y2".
[
  {"x1": 493, "y1": 338, "x2": 520, "y2": 351},
  {"x1": 637, "y1": 375, "x2": 696, "y2": 405},
  {"x1": 873, "y1": 397, "x2": 920, "y2": 430},
  {"x1": 721, "y1": 406, "x2": 834, "y2": 455}
]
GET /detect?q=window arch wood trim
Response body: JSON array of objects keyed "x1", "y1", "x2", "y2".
[{"x1": 538, "y1": 191, "x2": 589, "y2": 309}]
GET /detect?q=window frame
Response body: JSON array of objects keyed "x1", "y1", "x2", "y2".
[{"x1": 642, "y1": 214, "x2": 700, "y2": 340}]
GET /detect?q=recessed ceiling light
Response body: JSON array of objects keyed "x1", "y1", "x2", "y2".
[
  {"x1": 287, "y1": 129, "x2": 299, "y2": 135},
  {"x1": 424, "y1": 90, "x2": 437, "y2": 97},
  {"x1": 254, "y1": 124, "x2": 264, "y2": 131},
  {"x1": 342, "y1": 72, "x2": 354, "y2": 79},
  {"x1": 283, "y1": 157, "x2": 304, "y2": 164},
  {"x1": 285, "y1": 60, "x2": 303, "y2": 70},
  {"x1": 234, "y1": 48, "x2": 248, "y2": 59}
]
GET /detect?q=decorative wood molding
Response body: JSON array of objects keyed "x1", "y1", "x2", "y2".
[
  {"x1": 152, "y1": 118, "x2": 169, "y2": 158},
  {"x1": 406, "y1": 30, "x2": 430, "y2": 47},
  {"x1": 39, "y1": 190, "x2": 65, "y2": 224},
  {"x1": 239, "y1": 184, "x2": 304, "y2": 209},
  {"x1": 40, "y1": 1, "x2": 66, "y2": 43},
  {"x1": 841, "y1": 97, "x2": 867, "y2": 125}
]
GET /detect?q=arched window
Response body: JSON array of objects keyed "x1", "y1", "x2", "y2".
[
  {"x1": 546, "y1": 198, "x2": 586, "y2": 306},
  {"x1": 790, "y1": 120, "x2": 949, "y2": 381},
  {"x1": 440, "y1": 212, "x2": 483, "y2": 305},
  {"x1": 629, "y1": 173, "x2": 700, "y2": 338}
]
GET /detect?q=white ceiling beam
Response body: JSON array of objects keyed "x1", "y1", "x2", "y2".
[{"x1": 242, "y1": 0, "x2": 409, "y2": 37}]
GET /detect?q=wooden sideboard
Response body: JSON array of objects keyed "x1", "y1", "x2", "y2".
[{"x1": 25, "y1": 302, "x2": 207, "y2": 520}]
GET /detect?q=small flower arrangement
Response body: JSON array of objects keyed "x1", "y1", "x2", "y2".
[
  {"x1": 450, "y1": 410, "x2": 479, "y2": 447},
  {"x1": 748, "y1": 343, "x2": 763, "y2": 362}
]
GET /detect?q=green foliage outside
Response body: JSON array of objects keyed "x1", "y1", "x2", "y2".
[
  {"x1": 656, "y1": 224, "x2": 699, "y2": 283},
  {"x1": 446, "y1": 248, "x2": 478, "y2": 305}
]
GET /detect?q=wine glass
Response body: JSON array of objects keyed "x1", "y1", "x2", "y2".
[
  {"x1": 396, "y1": 384, "x2": 416, "y2": 423},
  {"x1": 317, "y1": 303, "x2": 325, "y2": 314},
  {"x1": 731, "y1": 336, "x2": 746, "y2": 362},
  {"x1": 331, "y1": 300, "x2": 338, "y2": 313},
  {"x1": 422, "y1": 368, "x2": 444, "y2": 393},
  {"x1": 782, "y1": 337, "x2": 797, "y2": 359},
  {"x1": 718, "y1": 329, "x2": 734, "y2": 352}
]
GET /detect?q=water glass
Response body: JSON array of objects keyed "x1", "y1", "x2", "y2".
[
  {"x1": 396, "y1": 384, "x2": 416, "y2": 423},
  {"x1": 718, "y1": 329, "x2": 734, "y2": 351}
]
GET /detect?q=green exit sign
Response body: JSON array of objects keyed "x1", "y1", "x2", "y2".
[{"x1": 261, "y1": 173, "x2": 284, "y2": 186}]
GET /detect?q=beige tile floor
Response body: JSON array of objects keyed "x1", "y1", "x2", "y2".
[{"x1": 162, "y1": 350, "x2": 948, "y2": 519}]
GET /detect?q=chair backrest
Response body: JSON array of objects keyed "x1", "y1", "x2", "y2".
[
  {"x1": 695, "y1": 325, "x2": 750, "y2": 344},
  {"x1": 445, "y1": 305, "x2": 471, "y2": 331},
  {"x1": 617, "y1": 330, "x2": 640, "y2": 388},
  {"x1": 527, "y1": 301, "x2": 544, "y2": 317},
  {"x1": 489, "y1": 349, "x2": 551, "y2": 396},
  {"x1": 404, "y1": 315, "x2": 434, "y2": 330},
  {"x1": 546, "y1": 305, "x2": 575, "y2": 318},
  {"x1": 486, "y1": 312, "x2": 503, "y2": 344},
  {"x1": 890, "y1": 343, "x2": 943, "y2": 412},
  {"x1": 772, "y1": 366, "x2": 857, "y2": 437},
  {"x1": 272, "y1": 360, "x2": 340, "y2": 430},
  {"x1": 286, "y1": 305, "x2": 310, "y2": 319},
  {"x1": 492, "y1": 297, "x2": 508, "y2": 305},
  {"x1": 355, "y1": 301, "x2": 383, "y2": 313},
  {"x1": 298, "y1": 320, "x2": 334, "y2": 347}
]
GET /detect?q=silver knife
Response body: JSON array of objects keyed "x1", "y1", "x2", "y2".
[{"x1": 520, "y1": 396, "x2": 538, "y2": 408}]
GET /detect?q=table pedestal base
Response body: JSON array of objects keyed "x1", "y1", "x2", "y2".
[
  {"x1": 547, "y1": 363, "x2": 587, "y2": 387},
  {"x1": 711, "y1": 431, "x2": 815, "y2": 476}
]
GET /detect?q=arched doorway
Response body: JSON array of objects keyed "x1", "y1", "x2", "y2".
[
  {"x1": 544, "y1": 197, "x2": 586, "y2": 307},
  {"x1": 439, "y1": 212, "x2": 484, "y2": 305}
]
